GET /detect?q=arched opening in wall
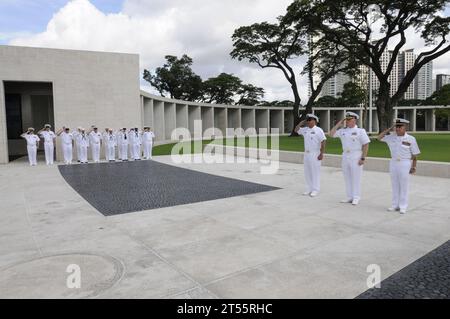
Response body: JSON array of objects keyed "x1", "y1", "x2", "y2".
[{"x1": 3, "y1": 81, "x2": 54, "y2": 162}]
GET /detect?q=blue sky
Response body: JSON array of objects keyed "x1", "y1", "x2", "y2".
[{"x1": 0, "y1": 0, "x2": 123, "y2": 44}]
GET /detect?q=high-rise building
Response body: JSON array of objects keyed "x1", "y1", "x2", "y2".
[
  {"x1": 436, "y1": 74, "x2": 450, "y2": 91},
  {"x1": 398, "y1": 49, "x2": 416, "y2": 100},
  {"x1": 415, "y1": 61, "x2": 433, "y2": 100},
  {"x1": 315, "y1": 73, "x2": 351, "y2": 99},
  {"x1": 309, "y1": 47, "x2": 435, "y2": 102}
]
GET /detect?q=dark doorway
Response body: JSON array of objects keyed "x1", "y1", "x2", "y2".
[{"x1": 3, "y1": 81, "x2": 54, "y2": 161}]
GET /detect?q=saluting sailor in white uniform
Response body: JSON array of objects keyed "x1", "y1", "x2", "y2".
[
  {"x1": 330, "y1": 112, "x2": 370, "y2": 205},
  {"x1": 77, "y1": 128, "x2": 89, "y2": 164},
  {"x1": 117, "y1": 128, "x2": 129, "y2": 161},
  {"x1": 378, "y1": 118, "x2": 420, "y2": 214},
  {"x1": 56, "y1": 127, "x2": 74, "y2": 165},
  {"x1": 142, "y1": 127, "x2": 155, "y2": 160},
  {"x1": 294, "y1": 114, "x2": 327, "y2": 197},
  {"x1": 106, "y1": 129, "x2": 117, "y2": 162},
  {"x1": 88, "y1": 126, "x2": 102, "y2": 163},
  {"x1": 21, "y1": 128, "x2": 40, "y2": 166},
  {"x1": 38, "y1": 124, "x2": 56, "y2": 165},
  {"x1": 130, "y1": 127, "x2": 142, "y2": 160}
]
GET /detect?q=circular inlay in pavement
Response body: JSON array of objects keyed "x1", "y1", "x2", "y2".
[{"x1": 0, "y1": 253, "x2": 124, "y2": 298}]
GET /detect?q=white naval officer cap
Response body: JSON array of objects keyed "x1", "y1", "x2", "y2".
[
  {"x1": 345, "y1": 111, "x2": 360, "y2": 120},
  {"x1": 44, "y1": 124, "x2": 51, "y2": 128},
  {"x1": 306, "y1": 114, "x2": 319, "y2": 122},
  {"x1": 395, "y1": 118, "x2": 410, "y2": 125}
]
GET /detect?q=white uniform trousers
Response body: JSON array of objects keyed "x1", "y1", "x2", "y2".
[
  {"x1": 390, "y1": 160, "x2": 411, "y2": 210},
  {"x1": 79, "y1": 146, "x2": 88, "y2": 163},
  {"x1": 304, "y1": 152, "x2": 321, "y2": 193},
  {"x1": 104, "y1": 144, "x2": 110, "y2": 161},
  {"x1": 143, "y1": 142, "x2": 153, "y2": 159},
  {"x1": 91, "y1": 144, "x2": 100, "y2": 162},
  {"x1": 44, "y1": 142, "x2": 54, "y2": 165},
  {"x1": 118, "y1": 143, "x2": 122, "y2": 160},
  {"x1": 342, "y1": 152, "x2": 363, "y2": 201},
  {"x1": 76, "y1": 144, "x2": 81, "y2": 162},
  {"x1": 132, "y1": 144, "x2": 141, "y2": 160},
  {"x1": 120, "y1": 144, "x2": 128, "y2": 160},
  {"x1": 27, "y1": 145, "x2": 37, "y2": 165},
  {"x1": 107, "y1": 146, "x2": 116, "y2": 161},
  {"x1": 62, "y1": 144, "x2": 73, "y2": 164}
]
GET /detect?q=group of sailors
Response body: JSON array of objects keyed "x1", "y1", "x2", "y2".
[
  {"x1": 22, "y1": 113, "x2": 421, "y2": 214},
  {"x1": 295, "y1": 112, "x2": 420, "y2": 215},
  {"x1": 21, "y1": 125, "x2": 155, "y2": 166}
]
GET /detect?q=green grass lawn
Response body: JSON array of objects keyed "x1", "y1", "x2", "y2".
[
  {"x1": 153, "y1": 133, "x2": 450, "y2": 162},
  {"x1": 152, "y1": 140, "x2": 213, "y2": 156}
]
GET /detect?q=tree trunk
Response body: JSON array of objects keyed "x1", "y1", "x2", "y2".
[
  {"x1": 290, "y1": 99, "x2": 301, "y2": 136},
  {"x1": 289, "y1": 82, "x2": 302, "y2": 137},
  {"x1": 376, "y1": 84, "x2": 394, "y2": 132}
]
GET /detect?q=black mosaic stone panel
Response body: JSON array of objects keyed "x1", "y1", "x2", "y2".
[
  {"x1": 58, "y1": 160, "x2": 280, "y2": 216},
  {"x1": 357, "y1": 240, "x2": 450, "y2": 299}
]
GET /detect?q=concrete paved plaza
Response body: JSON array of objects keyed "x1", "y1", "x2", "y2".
[{"x1": 0, "y1": 155, "x2": 449, "y2": 298}]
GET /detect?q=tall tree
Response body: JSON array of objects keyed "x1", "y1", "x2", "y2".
[
  {"x1": 237, "y1": 84, "x2": 265, "y2": 106},
  {"x1": 427, "y1": 84, "x2": 450, "y2": 106},
  {"x1": 201, "y1": 73, "x2": 243, "y2": 104},
  {"x1": 231, "y1": 14, "x2": 358, "y2": 135},
  {"x1": 231, "y1": 19, "x2": 304, "y2": 134},
  {"x1": 286, "y1": 0, "x2": 450, "y2": 131},
  {"x1": 143, "y1": 55, "x2": 203, "y2": 101},
  {"x1": 339, "y1": 82, "x2": 367, "y2": 108},
  {"x1": 314, "y1": 95, "x2": 339, "y2": 108}
]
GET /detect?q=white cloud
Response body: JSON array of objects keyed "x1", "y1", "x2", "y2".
[{"x1": 8, "y1": 0, "x2": 450, "y2": 104}]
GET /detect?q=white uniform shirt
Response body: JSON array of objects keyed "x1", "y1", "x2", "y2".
[
  {"x1": 143, "y1": 131, "x2": 155, "y2": 144},
  {"x1": 23, "y1": 134, "x2": 40, "y2": 146},
  {"x1": 131, "y1": 131, "x2": 142, "y2": 145},
  {"x1": 381, "y1": 132, "x2": 421, "y2": 161},
  {"x1": 89, "y1": 131, "x2": 102, "y2": 145},
  {"x1": 77, "y1": 133, "x2": 90, "y2": 147},
  {"x1": 40, "y1": 131, "x2": 56, "y2": 144},
  {"x1": 296, "y1": 125, "x2": 326, "y2": 153},
  {"x1": 106, "y1": 134, "x2": 117, "y2": 147},
  {"x1": 60, "y1": 132, "x2": 73, "y2": 145},
  {"x1": 72, "y1": 131, "x2": 80, "y2": 143},
  {"x1": 333, "y1": 125, "x2": 371, "y2": 153},
  {"x1": 118, "y1": 131, "x2": 129, "y2": 145}
]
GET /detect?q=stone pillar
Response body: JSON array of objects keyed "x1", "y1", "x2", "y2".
[
  {"x1": 143, "y1": 97, "x2": 154, "y2": 129},
  {"x1": 164, "y1": 102, "x2": 176, "y2": 140},
  {"x1": 213, "y1": 107, "x2": 227, "y2": 135},
  {"x1": 176, "y1": 104, "x2": 189, "y2": 130},
  {"x1": 269, "y1": 109, "x2": 283, "y2": 134},
  {"x1": 255, "y1": 109, "x2": 270, "y2": 134},
  {"x1": 201, "y1": 107, "x2": 214, "y2": 133},
  {"x1": 412, "y1": 109, "x2": 417, "y2": 132},
  {"x1": 188, "y1": 105, "x2": 201, "y2": 136},
  {"x1": 153, "y1": 100, "x2": 165, "y2": 142},
  {"x1": 226, "y1": 108, "x2": 240, "y2": 131}
]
